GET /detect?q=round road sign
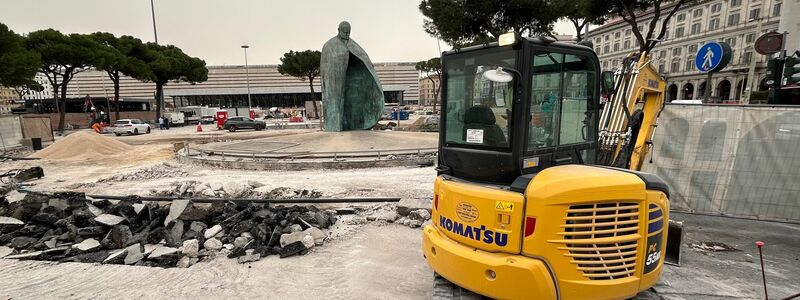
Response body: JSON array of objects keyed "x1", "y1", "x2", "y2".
[
  {"x1": 755, "y1": 32, "x2": 783, "y2": 55},
  {"x1": 695, "y1": 42, "x2": 732, "y2": 73}
]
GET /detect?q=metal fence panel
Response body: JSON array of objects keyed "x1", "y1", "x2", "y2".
[{"x1": 643, "y1": 104, "x2": 800, "y2": 223}]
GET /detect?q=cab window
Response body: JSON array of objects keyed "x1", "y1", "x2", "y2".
[
  {"x1": 528, "y1": 52, "x2": 595, "y2": 152},
  {"x1": 443, "y1": 49, "x2": 516, "y2": 149}
]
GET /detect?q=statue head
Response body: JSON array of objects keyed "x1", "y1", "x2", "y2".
[{"x1": 338, "y1": 21, "x2": 351, "y2": 40}]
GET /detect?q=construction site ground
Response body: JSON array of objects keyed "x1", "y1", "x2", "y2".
[{"x1": 1, "y1": 129, "x2": 798, "y2": 299}]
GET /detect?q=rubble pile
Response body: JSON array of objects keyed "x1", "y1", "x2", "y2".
[
  {"x1": 98, "y1": 164, "x2": 188, "y2": 182},
  {"x1": 362, "y1": 203, "x2": 432, "y2": 228},
  {"x1": 151, "y1": 181, "x2": 323, "y2": 200},
  {"x1": 0, "y1": 191, "x2": 338, "y2": 268}
]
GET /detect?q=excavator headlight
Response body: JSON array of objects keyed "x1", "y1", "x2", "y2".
[{"x1": 498, "y1": 32, "x2": 517, "y2": 46}]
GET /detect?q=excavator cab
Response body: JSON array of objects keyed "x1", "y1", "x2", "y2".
[{"x1": 424, "y1": 34, "x2": 678, "y2": 300}]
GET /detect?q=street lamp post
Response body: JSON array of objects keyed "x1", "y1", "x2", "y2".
[
  {"x1": 150, "y1": 0, "x2": 158, "y2": 44},
  {"x1": 242, "y1": 45, "x2": 252, "y2": 111},
  {"x1": 742, "y1": 17, "x2": 764, "y2": 104}
]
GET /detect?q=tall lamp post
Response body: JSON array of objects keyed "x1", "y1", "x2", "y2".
[
  {"x1": 150, "y1": 0, "x2": 158, "y2": 44},
  {"x1": 242, "y1": 45, "x2": 252, "y2": 110}
]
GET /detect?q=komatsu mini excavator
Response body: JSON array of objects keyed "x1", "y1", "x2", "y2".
[{"x1": 422, "y1": 32, "x2": 682, "y2": 300}]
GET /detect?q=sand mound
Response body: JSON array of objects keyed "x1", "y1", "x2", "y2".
[{"x1": 29, "y1": 131, "x2": 134, "y2": 160}]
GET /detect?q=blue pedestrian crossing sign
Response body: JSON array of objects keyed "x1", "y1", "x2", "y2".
[{"x1": 695, "y1": 42, "x2": 732, "y2": 73}]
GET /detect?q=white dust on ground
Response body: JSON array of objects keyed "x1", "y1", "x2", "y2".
[{"x1": 0, "y1": 224, "x2": 433, "y2": 299}]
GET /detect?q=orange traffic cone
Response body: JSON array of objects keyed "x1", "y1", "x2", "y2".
[{"x1": 196, "y1": 122, "x2": 203, "y2": 132}]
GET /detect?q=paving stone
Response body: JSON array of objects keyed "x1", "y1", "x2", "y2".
[
  {"x1": 95, "y1": 214, "x2": 126, "y2": 226},
  {"x1": 124, "y1": 244, "x2": 144, "y2": 265},
  {"x1": 204, "y1": 224, "x2": 223, "y2": 239},
  {"x1": 203, "y1": 238, "x2": 223, "y2": 251}
]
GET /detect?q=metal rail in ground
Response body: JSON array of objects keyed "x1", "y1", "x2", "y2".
[
  {"x1": 189, "y1": 146, "x2": 438, "y2": 160},
  {"x1": 86, "y1": 194, "x2": 401, "y2": 204}
]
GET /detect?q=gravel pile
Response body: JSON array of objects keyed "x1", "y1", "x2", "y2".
[{"x1": 0, "y1": 190, "x2": 338, "y2": 268}]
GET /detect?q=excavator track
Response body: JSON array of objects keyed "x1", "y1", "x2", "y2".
[{"x1": 433, "y1": 273, "x2": 485, "y2": 300}]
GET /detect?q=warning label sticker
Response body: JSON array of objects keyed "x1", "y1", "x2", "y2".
[
  {"x1": 495, "y1": 201, "x2": 514, "y2": 212},
  {"x1": 466, "y1": 129, "x2": 484, "y2": 144}
]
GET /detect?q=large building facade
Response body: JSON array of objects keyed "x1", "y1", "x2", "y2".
[
  {"x1": 589, "y1": 0, "x2": 784, "y2": 102},
  {"x1": 60, "y1": 62, "x2": 420, "y2": 109},
  {"x1": 418, "y1": 74, "x2": 440, "y2": 106}
]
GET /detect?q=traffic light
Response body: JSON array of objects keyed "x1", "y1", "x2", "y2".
[
  {"x1": 784, "y1": 56, "x2": 800, "y2": 86},
  {"x1": 761, "y1": 58, "x2": 783, "y2": 87}
]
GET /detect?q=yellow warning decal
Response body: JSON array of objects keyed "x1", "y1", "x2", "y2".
[{"x1": 495, "y1": 201, "x2": 514, "y2": 212}]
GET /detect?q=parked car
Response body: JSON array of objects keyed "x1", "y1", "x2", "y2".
[
  {"x1": 223, "y1": 117, "x2": 266, "y2": 132},
  {"x1": 112, "y1": 119, "x2": 151, "y2": 136},
  {"x1": 200, "y1": 115, "x2": 215, "y2": 124}
]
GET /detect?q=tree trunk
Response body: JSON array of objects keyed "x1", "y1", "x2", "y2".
[
  {"x1": 308, "y1": 77, "x2": 319, "y2": 118},
  {"x1": 155, "y1": 82, "x2": 164, "y2": 121},
  {"x1": 428, "y1": 76, "x2": 439, "y2": 114},
  {"x1": 52, "y1": 84, "x2": 60, "y2": 114},
  {"x1": 57, "y1": 80, "x2": 69, "y2": 132}
]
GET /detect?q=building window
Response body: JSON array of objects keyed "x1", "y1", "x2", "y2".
[
  {"x1": 672, "y1": 47, "x2": 682, "y2": 56},
  {"x1": 614, "y1": 42, "x2": 620, "y2": 51},
  {"x1": 709, "y1": 18, "x2": 720, "y2": 31},
  {"x1": 603, "y1": 61, "x2": 609, "y2": 69},
  {"x1": 660, "y1": 50, "x2": 667, "y2": 58},
  {"x1": 605, "y1": 35, "x2": 609, "y2": 41},
  {"x1": 694, "y1": 9, "x2": 703, "y2": 18},
  {"x1": 749, "y1": 8, "x2": 761, "y2": 20},
  {"x1": 711, "y1": 3, "x2": 722, "y2": 13},
  {"x1": 625, "y1": 29, "x2": 631, "y2": 36},
  {"x1": 677, "y1": 13, "x2": 686, "y2": 22},
  {"x1": 686, "y1": 58, "x2": 694, "y2": 71},
  {"x1": 746, "y1": 33, "x2": 755, "y2": 43},
  {"x1": 730, "y1": 0, "x2": 741, "y2": 8},
  {"x1": 595, "y1": 38, "x2": 601, "y2": 45},
  {"x1": 727, "y1": 14, "x2": 740, "y2": 26},
  {"x1": 743, "y1": 51, "x2": 753, "y2": 64},
  {"x1": 596, "y1": 47, "x2": 602, "y2": 54},
  {"x1": 604, "y1": 44, "x2": 610, "y2": 53},
  {"x1": 773, "y1": 3, "x2": 782, "y2": 17},
  {"x1": 624, "y1": 40, "x2": 631, "y2": 49},
  {"x1": 675, "y1": 27, "x2": 685, "y2": 38},
  {"x1": 689, "y1": 44, "x2": 698, "y2": 54},
  {"x1": 725, "y1": 37, "x2": 737, "y2": 47},
  {"x1": 671, "y1": 61, "x2": 680, "y2": 73},
  {"x1": 615, "y1": 32, "x2": 621, "y2": 38},
  {"x1": 664, "y1": 30, "x2": 670, "y2": 40},
  {"x1": 691, "y1": 23, "x2": 701, "y2": 34}
]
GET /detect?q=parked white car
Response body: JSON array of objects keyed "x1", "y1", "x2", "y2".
[{"x1": 112, "y1": 119, "x2": 151, "y2": 136}]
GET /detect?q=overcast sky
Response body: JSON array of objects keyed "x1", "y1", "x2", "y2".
[{"x1": 0, "y1": 0, "x2": 577, "y2": 65}]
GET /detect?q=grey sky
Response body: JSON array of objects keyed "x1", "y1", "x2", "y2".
[{"x1": 0, "y1": 0, "x2": 577, "y2": 65}]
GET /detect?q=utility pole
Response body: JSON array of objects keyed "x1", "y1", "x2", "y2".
[{"x1": 242, "y1": 45, "x2": 252, "y2": 110}]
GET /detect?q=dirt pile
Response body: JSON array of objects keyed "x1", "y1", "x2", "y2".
[{"x1": 29, "y1": 131, "x2": 133, "y2": 160}]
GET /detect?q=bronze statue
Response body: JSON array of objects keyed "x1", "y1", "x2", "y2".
[{"x1": 320, "y1": 21, "x2": 384, "y2": 131}]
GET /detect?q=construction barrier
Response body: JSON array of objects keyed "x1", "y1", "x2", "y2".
[{"x1": 643, "y1": 104, "x2": 800, "y2": 223}]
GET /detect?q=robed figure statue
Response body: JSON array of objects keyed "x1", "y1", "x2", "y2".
[{"x1": 320, "y1": 21, "x2": 384, "y2": 131}]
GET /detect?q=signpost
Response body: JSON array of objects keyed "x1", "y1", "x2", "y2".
[{"x1": 695, "y1": 42, "x2": 732, "y2": 102}]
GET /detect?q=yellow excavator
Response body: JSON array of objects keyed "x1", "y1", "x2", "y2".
[{"x1": 422, "y1": 32, "x2": 682, "y2": 300}]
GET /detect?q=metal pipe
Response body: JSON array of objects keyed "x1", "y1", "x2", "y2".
[{"x1": 86, "y1": 194, "x2": 401, "y2": 203}]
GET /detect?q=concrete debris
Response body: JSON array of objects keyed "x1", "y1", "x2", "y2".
[
  {"x1": 690, "y1": 241, "x2": 739, "y2": 252},
  {"x1": 203, "y1": 238, "x2": 223, "y2": 251},
  {"x1": 237, "y1": 249, "x2": 261, "y2": 263},
  {"x1": 124, "y1": 244, "x2": 144, "y2": 265},
  {"x1": 5, "y1": 191, "x2": 26, "y2": 203},
  {"x1": 176, "y1": 256, "x2": 199, "y2": 268},
  {"x1": 94, "y1": 214, "x2": 126, "y2": 226},
  {"x1": 97, "y1": 164, "x2": 188, "y2": 183},
  {"x1": 148, "y1": 246, "x2": 179, "y2": 259},
  {"x1": 0, "y1": 190, "x2": 345, "y2": 268},
  {"x1": 72, "y1": 238, "x2": 101, "y2": 252},
  {"x1": 408, "y1": 209, "x2": 431, "y2": 221},
  {"x1": 204, "y1": 224, "x2": 223, "y2": 239},
  {"x1": 182, "y1": 239, "x2": 200, "y2": 257},
  {"x1": 0, "y1": 216, "x2": 24, "y2": 225}
]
